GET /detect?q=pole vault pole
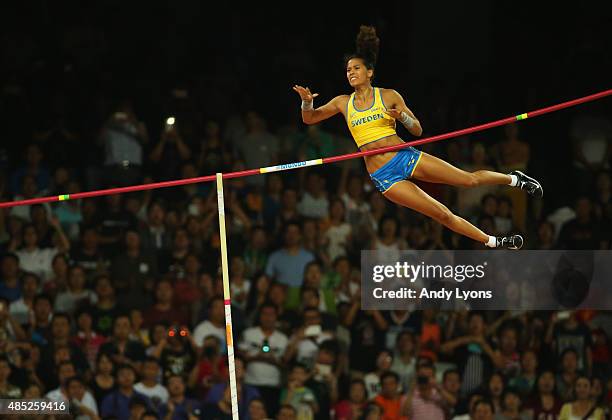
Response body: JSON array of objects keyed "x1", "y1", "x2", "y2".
[{"x1": 216, "y1": 173, "x2": 239, "y2": 420}]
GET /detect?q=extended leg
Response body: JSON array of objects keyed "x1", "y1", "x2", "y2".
[
  {"x1": 412, "y1": 152, "x2": 511, "y2": 186},
  {"x1": 383, "y1": 180, "x2": 523, "y2": 249}
]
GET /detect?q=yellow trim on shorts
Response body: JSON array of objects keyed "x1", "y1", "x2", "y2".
[
  {"x1": 409, "y1": 151, "x2": 423, "y2": 178},
  {"x1": 382, "y1": 180, "x2": 403, "y2": 195}
]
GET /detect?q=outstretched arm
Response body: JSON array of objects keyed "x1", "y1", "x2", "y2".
[
  {"x1": 293, "y1": 85, "x2": 344, "y2": 125},
  {"x1": 382, "y1": 89, "x2": 423, "y2": 137}
]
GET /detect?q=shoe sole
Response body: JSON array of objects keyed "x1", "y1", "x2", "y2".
[{"x1": 508, "y1": 235, "x2": 524, "y2": 250}]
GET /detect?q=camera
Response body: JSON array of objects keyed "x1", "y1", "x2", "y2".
[
  {"x1": 168, "y1": 326, "x2": 189, "y2": 338},
  {"x1": 261, "y1": 338, "x2": 271, "y2": 353},
  {"x1": 165, "y1": 116, "x2": 176, "y2": 133}
]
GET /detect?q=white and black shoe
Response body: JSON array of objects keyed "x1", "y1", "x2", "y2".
[
  {"x1": 496, "y1": 234, "x2": 524, "y2": 250},
  {"x1": 510, "y1": 170, "x2": 543, "y2": 198}
]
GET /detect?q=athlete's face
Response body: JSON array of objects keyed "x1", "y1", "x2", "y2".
[{"x1": 347, "y1": 58, "x2": 373, "y2": 87}]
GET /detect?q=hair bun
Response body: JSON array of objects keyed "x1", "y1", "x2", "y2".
[{"x1": 356, "y1": 25, "x2": 380, "y2": 65}]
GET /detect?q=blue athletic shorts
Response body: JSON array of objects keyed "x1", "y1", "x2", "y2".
[{"x1": 369, "y1": 147, "x2": 423, "y2": 193}]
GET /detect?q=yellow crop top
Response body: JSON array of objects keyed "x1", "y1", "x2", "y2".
[{"x1": 346, "y1": 87, "x2": 397, "y2": 148}]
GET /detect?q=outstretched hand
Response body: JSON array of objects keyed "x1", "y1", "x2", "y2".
[
  {"x1": 293, "y1": 85, "x2": 319, "y2": 102},
  {"x1": 384, "y1": 108, "x2": 403, "y2": 120}
]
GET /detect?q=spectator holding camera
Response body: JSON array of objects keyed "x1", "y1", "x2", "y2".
[
  {"x1": 188, "y1": 335, "x2": 228, "y2": 398},
  {"x1": 240, "y1": 302, "x2": 288, "y2": 415},
  {"x1": 98, "y1": 100, "x2": 149, "y2": 187},
  {"x1": 402, "y1": 363, "x2": 455, "y2": 420},
  {"x1": 159, "y1": 325, "x2": 197, "y2": 381}
]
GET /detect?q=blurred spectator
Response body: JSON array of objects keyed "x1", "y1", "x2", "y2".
[
  {"x1": 557, "y1": 197, "x2": 603, "y2": 249},
  {"x1": 110, "y1": 230, "x2": 158, "y2": 308},
  {"x1": 100, "y1": 364, "x2": 149, "y2": 420},
  {"x1": 9, "y1": 144, "x2": 50, "y2": 195},
  {"x1": 508, "y1": 349, "x2": 538, "y2": 398},
  {"x1": 99, "y1": 315, "x2": 146, "y2": 372},
  {"x1": 158, "y1": 374, "x2": 201, "y2": 420},
  {"x1": 39, "y1": 313, "x2": 90, "y2": 388},
  {"x1": 301, "y1": 125, "x2": 336, "y2": 161},
  {"x1": 97, "y1": 194, "x2": 138, "y2": 254},
  {"x1": 472, "y1": 399, "x2": 496, "y2": 420},
  {"x1": 73, "y1": 309, "x2": 107, "y2": 370},
  {"x1": 65, "y1": 376, "x2": 100, "y2": 420},
  {"x1": 284, "y1": 307, "x2": 334, "y2": 369},
  {"x1": 193, "y1": 296, "x2": 226, "y2": 352},
  {"x1": 90, "y1": 274, "x2": 122, "y2": 337},
  {"x1": 0, "y1": 254, "x2": 22, "y2": 302},
  {"x1": 90, "y1": 353, "x2": 115, "y2": 404},
  {"x1": 403, "y1": 363, "x2": 454, "y2": 420},
  {"x1": 149, "y1": 122, "x2": 192, "y2": 181},
  {"x1": 236, "y1": 112, "x2": 279, "y2": 187},
  {"x1": 29, "y1": 294, "x2": 54, "y2": 345},
  {"x1": 71, "y1": 227, "x2": 109, "y2": 277},
  {"x1": 248, "y1": 398, "x2": 269, "y2": 420},
  {"x1": 13, "y1": 220, "x2": 69, "y2": 282},
  {"x1": 334, "y1": 379, "x2": 368, "y2": 420},
  {"x1": 279, "y1": 363, "x2": 318, "y2": 419},
  {"x1": 45, "y1": 253, "x2": 69, "y2": 297},
  {"x1": 559, "y1": 376, "x2": 604, "y2": 420},
  {"x1": 0, "y1": 355, "x2": 21, "y2": 398},
  {"x1": 494, "y1": 387, "x2": 529, "y2": 420},
  {"x1": 298, "y1": 172, "x2": 329, "y2": 219},
  {"x1": 262, "y1": 175, "x2": 284, "y2": 233},
  {"x1": 198, "y1": 120, "x2": 231, "y2": 175},
  {"x1": 54, "y1": 265, "x2": 97, "y2": 314},
  {"x1": 188, "y1": 335, "x2": 228, "y2": 398},
  {"x1": 139, "y1": 201, "x2": 172, "y2": 252},
  {"x1": 487, "y1": 373, "x2": 506, "y2": 414},
  {"x1": 321, "y1": 198, "x2": 352, "y2": 263},
  {"x1": 229, "y1": 256, "x2": 250, "y2": 311},
  {"x1": 458, "y1": 143, "x2": 498, "y2": 216},
  {"x1": 391, "y1": 331, "x2": 417, "y2": 392},
  {"x1": 134, "y1": 357, "x2": 169, "y2": 410},
  {"x1": 536, "y1": 220, "x2": 556, "y2": 250},
  {"x1": 9, "y1": 175, "x2": 51, "y2": 222},
  {"x1": 265, "y1": 221, "x2": 315, "y2": 289},
  {"x1": 143, "y1": 279, "x2": 190, "y2": 328},
  {"x1": 98, "y1": 101, "x2": 149, "y2": 187},
  {"x1": 546, "y1": 311, "x2": 593, "y2": 375},
  {"x1": 240, "y1": 302, "x2": 288, "y2": 415},
  {"x1": 9, "y1": 271, "x2": 39, "y2": 325},
  {"x1": 372, "y1": 371, "x2": 405, "y2": 420},
  {"x1": 441, "y1": 312, "x2": 496, "y2": 396},
  {"x1": 204, "y1": 356, "x2": 261, "y2": 419},
  {"x1": 364, "y1": 349, "x2": 394, "y2": 400},
  {"x1": 570, "y1": 112, "x2": 612, "y2": 196},
  {"x1": 524, "y1": 370, "x2": 562, "y2": 420},
  {"x1": 159, "y1": 324, "x2": 197, "y2": 381}
]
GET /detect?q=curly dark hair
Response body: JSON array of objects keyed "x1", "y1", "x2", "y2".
[{"x1": 345, "y1": 25, "x2": 380, "y2": 71}]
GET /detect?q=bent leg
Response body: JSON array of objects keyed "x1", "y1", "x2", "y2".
[
  {"x1": 383, "y1": 180, "x2": 490, "y2": 243},
  {"x1": 412, "y1": 152, "x2": 511, "y2": 187}
]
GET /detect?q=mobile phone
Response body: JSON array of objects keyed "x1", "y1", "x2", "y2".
[
  {"x1": 304, "y1": 325, "x2": 322, "y2": 337},
  {"x1": 557, "y1": 310, "x2": 571, "y2": 320},
  {"x1": 315, "y1": 363, "x2": 331, "y2": 377},
  {"x1": 165, "y1": 116, "x2": 176, "y2": 132}
]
